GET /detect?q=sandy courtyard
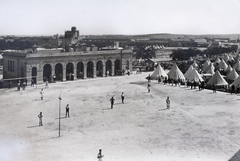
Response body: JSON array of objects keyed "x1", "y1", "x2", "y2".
[{"x1": 0, "y1": 72, "x2": 240, "y2": 161}]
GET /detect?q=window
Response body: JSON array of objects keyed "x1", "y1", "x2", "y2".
[{"x1": 8, "y1": 60, "x2": 15, "y2": 72}]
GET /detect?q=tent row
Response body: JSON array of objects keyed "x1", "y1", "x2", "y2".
[{"x1": 149, "y1": 63, "x2": 240, "y2": 87}]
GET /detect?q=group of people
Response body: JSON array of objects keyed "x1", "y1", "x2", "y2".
[
  {"x1": 231, "y1": 84, "x2": 240, "y2": 94},
  {"x1": 38, "y1": 104, "x2": 70, "y2": 126},
  {"x1": 109, "y1": 92, "x2": 125, "y2": 109}
]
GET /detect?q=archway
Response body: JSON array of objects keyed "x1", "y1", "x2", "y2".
[
  {"x1": 43, "y1": 64, "x2": 52, "y2": 82},
  {"x1": 77, "y1": 62, "x2": 84, "y2": 79},
  {"x1": 66, "y1": 63, "x2": 74, "y2": 80},
  {"x1": 126, "y1": 60, "x2": 130, "y2": 70},
  {"x1": 55, "y1": 63, "x2": 63, "y2": 81},
  {"x1": 87, "y1": 61, "x2": 94, "y2": 78},
  {"x1": 106, "y1": 60, "x2": 112, "y2": 76},
  {"x1": 32, "y1": 67, "x2": 37, "y2": 84},
  {"x1": 115, "y1": 59, "x2": 121, "y2": 76},
  {"x1": 96, "y1": 61, "x2": 103, "y2": 77}
]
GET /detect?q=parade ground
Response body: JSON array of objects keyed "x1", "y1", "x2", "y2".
[{"x1": 0, "y1": 72, "x2": 240, "y2": 161}]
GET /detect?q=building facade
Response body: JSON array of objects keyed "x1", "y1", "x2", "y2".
[{"x1": 2, "y1": 48, "x2": 133, "y2": 84}]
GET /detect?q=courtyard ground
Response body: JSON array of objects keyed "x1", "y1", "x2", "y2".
[{"x1": 0, "y1": 72, "x2": 240, "y2": 161}]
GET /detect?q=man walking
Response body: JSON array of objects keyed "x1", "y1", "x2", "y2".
[
  {"x1": 65, "y1": 104, "x2": 70, "y2": 118},
  {"x1": 110, "y1": 96, "x2": 115, "y2": 109},
  {"x1": 40, "y1": 89, "x2": 44, "y2": 100},
  {"x1": 121, "y1": 92, "x2": 124, "y2": 104},
  {"x1": 38, "y1": 112, "x2": 43, "y2": 126},
  {"x1": 97, "y1": 149, "x2": 104, "y2": 161},
  {"x1": 166, "y1": 97, "x2": 170, "y2": 110}
]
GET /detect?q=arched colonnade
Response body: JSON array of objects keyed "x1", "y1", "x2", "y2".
[{"x1": 35, "y1": 59, "x2": 129, "y2": 82}]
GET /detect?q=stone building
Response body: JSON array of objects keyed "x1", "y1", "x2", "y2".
[{"x1": 2, "y1": 48, "x2": 133, "y2": 84}]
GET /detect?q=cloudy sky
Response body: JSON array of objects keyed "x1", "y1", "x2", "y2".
[{"x1": 1, "y1": 0, "x2": 240, "y2": 36}]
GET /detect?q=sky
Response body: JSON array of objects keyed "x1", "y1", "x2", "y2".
[{"x1": 1, "y1": 0, "x2": 240, "y2": 36}]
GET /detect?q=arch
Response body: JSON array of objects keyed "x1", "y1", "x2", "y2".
[
  {"x1": 115, "y1": 59, "x2": 121, "y2": 76},
  {"x1": 106, "y1": 60, "x2": 112, "y2": 76},
  {"x1": 43, "y1": 64, "x2": 52, "y2": 82},
  {"x1": 96, "y1": 60, "x2": 103, "y2": 77},
  {"x1": 87, "y1": 61, "x2": 94, "y2": 78},
  {"x1": 126, "y1": 60, "x2": 130, "y2": 70},
  {"x1": 66, "y1": 62, "x2": 74, "y2": 80},
  {"x1": 55, "y1": 63, "x2": 63, "y2": 81},
  {"x1": 77, "y1": 62, "x2": 84, "y2": 79},
  {"x1": 32, "y1": 67, "x2": 37, "y2": 84}
]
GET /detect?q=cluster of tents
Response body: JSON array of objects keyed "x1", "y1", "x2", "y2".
[{"x1": 147, "y1": 54, "x2": 240, "y2": 92}]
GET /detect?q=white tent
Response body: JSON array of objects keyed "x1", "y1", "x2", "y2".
[
  {"x1": 184, "y1": 65, "x2": 194, "y2": 78},
  {"x1": 224, "y1": 54, "x2": 230, "y2": 62},
  {"x1": 185, "y1": 68, "x2": 204, "y2": 82},
  {"x1": 207, "y1": 70, "x2": 228, "y2": 86},
  {"x1": 231, "y1": 75, "x2": 240, "y2": 87},
  {"x1": 205, "y1": 67, "x2": 215, "y2": 76},
  {"x1": 204, "y1": 63, "x2": 215, "y2": 74},
  {"x1": 148, "y1": 64, "x2": 168, "y2": 79},
  {"x1": 227, "y1": 69, "x2": 239, "y2": 81},
  {"x1": 202, "y1": 58, "x2": 210, "y2": 72},
  {"x1": 192, "y1": 60, "x2": 198, "y2": 69},
  {"x1": 233, "y1": 60, "x2": 240, "y2": 72},
  {"x1": 214, "y1": 57, "x2": 221, "y2": 65},
  {"x1": 167, "y1": 63, "x2": 185, "y2": 80},
  {"x1": 226, "y1": 65, "x2": 233, "y2": 73},
  {"x1": 219, "y1": 59, "x2": 228, "y2": 71}
]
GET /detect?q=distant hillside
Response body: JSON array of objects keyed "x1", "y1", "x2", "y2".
[{"x1": 82, "y1": 33, "x2": 240, "y2": 40}]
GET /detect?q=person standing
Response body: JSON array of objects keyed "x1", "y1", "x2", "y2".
[
  {"x1": 45, "y1": 80, "x2": 49, "y2": 88},
  {"x1": 17, "y1": 81, "x2": 21, "y2": 91},
  {"x1": 147, "y1": 82, "x2": 151, "y2": 93},
  {"x1": 110, "y1": 96, "x2": 115, "y2": 109},
  {"x1": 166, "y1": 97, "x2": 170, "y2": 110},
  {"x1": 231, "y1": 84, "x2": 235, "y2": 94},
  {"x1": 40, "y1": 89, "x2": 44, "y2": 100},
  {"x1": 65, "y1": 104, "x2": 70, "y2": 118},
  {"x1": 121, "y1": 92, "x2": 124, "y2": 104},
  {"x1": 97, "y1": 149, "x2": 104, "y2": 161},
  {"x1": 31, "y1": 79, "x2": 34, "y2": 87},
  {"x1": 213, "y1": 85, "x2": 216, "y2": 93},
  {"x1": 38, "y1": 112, "x2": 43, "y2": 126}
]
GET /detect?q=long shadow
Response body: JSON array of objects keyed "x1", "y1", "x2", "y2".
[
  {"x1": 27, "y1": 125, "x2": 40, "y2": 128},
  {"x1": 114, "y1": 103, "x2": 124, "y2": 105},
  {"x1": 158, "y1": 109, "x2": 167, "y2": 111},
  {"x1": 55, "y1": 117, "x2": 67, "y2": 119},
  {"x1": 102, "y1": 108, "x2": 112, "y2": 110}
]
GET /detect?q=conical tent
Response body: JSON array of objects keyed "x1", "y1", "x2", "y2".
[
  {"x1": 167, "y1": 63, "x2": 185, "y2": 80},
  {"x1": 207, "y1": 70, "x2": 228, "y2": 86},
  {"x1": 227, "y1": 69, "x2": 239, "y2": 81},
  {"x1": 231, "y1": 75, "x2": 240, "y2": 87},
  {"x1": 233, "y1": 60, "x2": 240, "y2": 72},
  {"x1": 204, "y1": 63, "x2": 215, "y2": 73},
  {"x1": 219, "y1": 59, "x2": 228, "y2": 71},
  {"x1": 214, "y1": 57, "x2": 221, "y2": 65},
  {"x1": 206, "y1": 67, "x2": 215, "y2": 75},
  {"x1": 229, "y1": 55, "x2": 234, "y2": 61},
  {"x1": 224, "y1": 54, "x2": 230, "y2": 62},
  {"x1": 192, "y1": 60, "x2": 198, "y2": 68},
  {"x1": 148, "y1": 64, "x2": 168, "y2": 79},
  {"x1": 226, "y1": 65, "x2": 233, "y2": 73},
  {"x1": 184, "y1": 65, "x2": 194, "y2": 78},
  {"x1": 202, "y1": 58, "x2": 210, "y2": 72},
  {"x1": 185, "y1": 68, "x2": 203, "y2": 82}
]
